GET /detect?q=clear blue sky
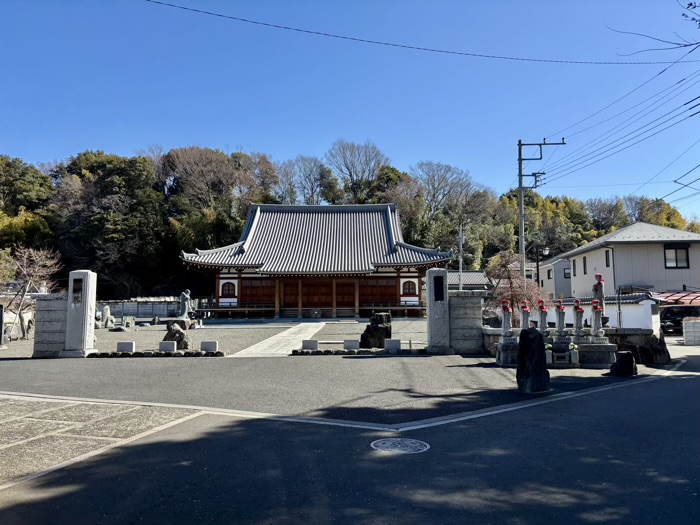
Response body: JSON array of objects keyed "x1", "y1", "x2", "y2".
[{"x1": 2, "y1": 0, "x2": 699, "y2": 215}]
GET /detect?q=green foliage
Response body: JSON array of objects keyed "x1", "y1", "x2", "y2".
[
  {"x1": 0, "y1": 208, "x2": 52, "y2": 248},
  {"x1": 0, "y1": 156, "x2": 53, "y2": 214}
]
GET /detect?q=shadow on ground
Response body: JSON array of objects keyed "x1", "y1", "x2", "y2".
[{"x1": 1, "y1": 363, "x2": 698, "y2": 525}]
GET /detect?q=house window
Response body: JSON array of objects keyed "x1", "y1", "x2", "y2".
[
  {"x1": 665, "y1": 245, "x2": 689, "y2": 269},
  {"x1": 547, "y1": 269, "x2": 553, "y2": 280},
  {"x1": 573, "y1": 259, "x2": 577, "y2": 277},
  {"x1": 221, "y1": 282, "x2": 237, "y2": 297},
  {"x1": 402, "y1": 281, "x2": 417, "y2": 296},
  {"x1": 563, "y1": 268, "x2": 571, "y2": 279},
  {"x1": 605, "y1": 250, "x2": 610, "y2": 267},
  {"x1": 583, "y1": 256, "x2": 587, "y2": 275}
]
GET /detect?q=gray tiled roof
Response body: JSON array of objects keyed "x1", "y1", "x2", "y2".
[
  {"x1": 553, "y1": 222, "x2": 700, "y2": 260},
  {"x1": 560, "y1": 293, "x2": 660, "y2": 305},
  {"x1": 181, "y1": 204, "x2": 451, "y2": 275},
  {"x1": 447, "y1": 271, "x2": 493, "y2": 288}
]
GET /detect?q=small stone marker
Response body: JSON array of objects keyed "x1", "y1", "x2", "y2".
[
  {"x1": 343, "y1": 340, "x2": 360, "y2": 350},
  {"x1": 201, "y1": 341, "x2": 218, "y2": 353},
  {"x1": 117, "y1": 342, "x2": 136, "y2": 354},
  {"x1": 385, "y1": 339, "x2": 401, "y2": 351},
  {"x1": 302, "y1": 339, "x2": 318, "y2": 351},
  {"x1": 371, "y1": 438, "x2": 430, "y2": 454},
  {"x1": 610, "y1": 351, "x2": 637, "y2": 376},
  {"x1": 159, "y1": 341, "x2": 177, "y2": 353}
]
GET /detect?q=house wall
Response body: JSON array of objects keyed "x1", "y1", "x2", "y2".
[
  {"x1": 541, "y1": 260, "x2": 571, "y2": 299},
  {"x1": 613, "y1": 243, "x2": 700, "y2": 292},
  {"x1": 569, "y1": 247, "x2": 615, "y2": 297}
]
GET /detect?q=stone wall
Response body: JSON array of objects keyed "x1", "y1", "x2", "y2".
[
  {"x1": 33, "y1": 294, "x2": 67, "y2": 358},
  {"x1": 605, "y1": 328, "x2": 670, "y2": 364},
  {"x1": 448, "y1": 291, "x2": 489, "y2": 355}
]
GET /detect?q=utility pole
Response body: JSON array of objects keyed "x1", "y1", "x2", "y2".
[
  {"x1": 517, "y1": 138, "x2": 565, "y2": 283},
  {"x1": 458, "y1": 222, "x2": 463, "y2": 291}
]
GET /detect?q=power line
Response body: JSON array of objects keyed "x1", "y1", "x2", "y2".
[
  {"x1": 543, "y1": 180, "x2": 675, "y2": 189},
  {"x1": 541, "y1": 109, "x2": 700, "y2": 185},
  {"x1": 542, "y1": 96, "x2": 700, "y2": 179},
  {"x1": 630, "y1": 136, "x2": 700, "y2": 195},
  {"x1": 544, "y1": 76, "x2": 700, "y2": 174},
  {"x1": 145, "y1": 0, "x2": 700, "y2": 66},
  {"x1": 544, "y1": 44, "x2": 700, "y2": 138}
]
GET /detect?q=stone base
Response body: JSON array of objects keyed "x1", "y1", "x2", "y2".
[
  {"x1": 573, "y1": 336, "x2": 591, "y2": 345},
  {"x1": 496, "y1": 343, "x2": 519, "y2": 366},
  {"x1": 426, "y1": 345, "x2": 453, "y2": 355},
  {"x1": 591, "y1": 336, "x2": 610, "y2": 344},
  {"x1": 165, "y1": 319, "x2": 195, "y2": 331},
  {"x1": 578, "y1": 344, "x2": 618, "y2": 367},
  {"x1": 61, "y1": 349, "x2": 98, "y2": 358},
  {"x1": 32, "y1": 349, "x2": 61, "y2": 359}
]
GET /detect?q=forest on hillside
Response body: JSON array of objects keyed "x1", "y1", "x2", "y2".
[{"x1": 1, "y1": 141, "x2": 698, "y2": 299}]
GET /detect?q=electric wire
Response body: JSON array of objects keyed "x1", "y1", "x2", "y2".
[
  {"x1": 630, "y1": 136, "x2": 700, "y2": 195},
  {"x1": 541, "y1": 96, "x2": 700, "y2": 180},
  {"x1": 145, "y1": 0, "x2": 700, "y2": 66}
]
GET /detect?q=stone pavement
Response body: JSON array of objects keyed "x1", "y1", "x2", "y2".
[{"x1": 232, "y1": 322, "x2": 327, "y2": 357}]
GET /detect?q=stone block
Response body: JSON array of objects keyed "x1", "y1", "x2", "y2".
[
  {"x1": 34, "y1": 331, "x2": 67, "y2": 344},
  {"x1": 159, "y1": 341, "x2": 177, "y2": 353},
  {"x1": 545, "y1": 349, "x2": 553, "y2": 364},
  {"x1": 578, "y1": 344, "x2": 618, "y2": 366},
  {"x1": 450, "y1": 327, "x2": 484, "y2": 340},
  {"x1": 343, "y1": 340, "x2": 360, "y2": 350},
  {"x1": 385, "y1": 339, "x2": 401, "y2": 351},
  {"x1": 35, "y1": 298, "x2": 68, "y2": 311},
  {"x1": 117, "y1": 342, "x2": 136, "y2": 354},
  {"x1": 302, "y1": 339, "x2": 318, "y2": 351},
  {"x1": 200, "y1": 341, "x2": 218, "y2": 353}
]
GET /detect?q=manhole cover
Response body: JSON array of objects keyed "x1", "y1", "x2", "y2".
[{"x1": 370, "y1": 438, "x2": 430, "y2": 454}]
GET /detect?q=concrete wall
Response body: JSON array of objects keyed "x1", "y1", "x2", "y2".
[
  {"x1": 545, "y1": 300, "x2": 659, "y2": 330},
  {"x1": 33, "y1": 294, "x2": 67, "y2": 358},
  {"x1": 97, "y1": 300, "x2": 178, "y2": 319},
  {"x1": 448, "y1": 291, "x2": 487, "y2": 354}
]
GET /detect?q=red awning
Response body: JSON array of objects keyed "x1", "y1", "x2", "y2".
[{"x1": 658, "y1": 291, "x2": 700, "y2": 305}]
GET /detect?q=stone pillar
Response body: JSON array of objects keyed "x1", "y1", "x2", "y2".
[
  {"x1": 537, "y1": 300, "x2": 549, "y2": 338},
  {"x1": 449, "y1": 291, "x2": 487, "y2": 354},
  {"x1": 33, "y1": 294, "x2": 68, "y2": 358},
  {"x1": 63, "y1": 270, "x2": 98, "y2": 357},
  {"x1": 426, "y1": 268, "x2": 450, "y2": 353},
  {"x1": 555, "y1": 300, "x2": 566, "y2": 337},
  {"x1": 520, "y1": 301, "x2": 530, "y2": 329}
]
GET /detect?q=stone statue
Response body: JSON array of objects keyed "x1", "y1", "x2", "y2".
[
  {"x1": 178, "y1": 289, "x2": 192, "y2": 319},
  {"x1": 555, "y1": 300, "x2": 566, "y2": 337},
  {"x1": 103, "y1": 305, "x2": 115, "y2": 329},
  {"x1": 592, "y1": 274, "x2": 605, "y2": 315},
  {"x1": 520, "y1": 301, "x2": 530, "y2": 329},
  {"x1": 517, "y1": 325, "x2": 550, "y2": 393},
  {"x1": 501, "y1": 300, "x2": 513, "y2": 337},
  {"x1": 360, "y1": 313, "x2": 392, "y2": 349},
  {"x1": 537, "y1": 300, "x2": 549, "y2": 337},
  {"x1": 573, "y1": 299, "x2": 584, "y2": 338}
]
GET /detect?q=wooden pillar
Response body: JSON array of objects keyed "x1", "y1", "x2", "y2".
[
  {"x1": 274, "y1": 279, "x2": 280, "y2": 318},
  {"x1": 354, "y1": 278, "x2": 360, "y2": 318},
  {"x1": 297, "y1": 278, "x2": 303, "y2": 318},
  {"x1": 332, "y1": 278, "x2": 337, "y2": 318},
  {"x1": 396, "y1": 269, "x2": 401, "y2": 306}
]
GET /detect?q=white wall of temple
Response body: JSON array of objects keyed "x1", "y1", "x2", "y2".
[{"x1": 542, "y1": 300, "x2": 657, "y2": 329}]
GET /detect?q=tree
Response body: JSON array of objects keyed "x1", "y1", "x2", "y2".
[
  {"x1": 326, "y1": 140, "x2": 389, "y2": 203},
  {"x1": 319, "y1": 165, "x2": 344, "y2": 204},
  {"x1": 586, "y1": 197, "x2": 629, "y2": 232},
  {"x1": 0, "y1": 155, "x2": 54, "y2": 215},
  {"x1": 291, "y1": 155, "x2": 325, "y2": 205},
  {"x1": 274, "y1": 160, "x2": 298, "y2": 205}
]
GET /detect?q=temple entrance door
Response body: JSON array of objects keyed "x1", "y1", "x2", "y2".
[{"x1": 335, "y1": 281, "x2": 355, "y2": 307}]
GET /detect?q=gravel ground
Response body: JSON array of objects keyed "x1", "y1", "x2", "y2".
[
  {"x1": 315, "y1": 319, "x2": 428, "y2": 347},
  {"x1": 1, "y1": 323, "x2": 290, "y2": 358}
]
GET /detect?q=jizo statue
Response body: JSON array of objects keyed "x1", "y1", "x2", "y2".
[{"x1": 592, "y1": 273, "x2": 605, "y2": 315}]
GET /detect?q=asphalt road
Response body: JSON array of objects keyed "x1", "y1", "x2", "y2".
[{"x1": 0, "y1": 346, "x2": 697, "y2": 524}]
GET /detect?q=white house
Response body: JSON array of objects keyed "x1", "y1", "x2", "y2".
[
  {"x1": 544, "y1": 222, "x2": 700, "y2": 298},
  {"x1": 538, "y1": 257, "x2": 571, "y2": 299}
]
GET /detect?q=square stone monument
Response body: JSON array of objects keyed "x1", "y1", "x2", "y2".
[
  {"x1": 426, "y1": 268, "x2": 450, "y2": 353},
  {"x1": 63, "y1": 270, "x2": 98, "y2": 357}
]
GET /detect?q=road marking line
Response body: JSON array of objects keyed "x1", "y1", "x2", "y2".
[
  {"x1": 396, "y1": 360, "x2": 688, "y2": 431},
  {"x1": 0, "y1": 412, "x2": 204, "y2": 492},
  {"x1": 0, "y1": 391, "x2": 396, "y2": 431},
  {"x1": 0, "y1": 359, "x2": 687, "y2": 435}
]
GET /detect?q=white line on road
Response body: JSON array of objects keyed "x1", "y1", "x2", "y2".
[{"x1": 0, "y1": 412, "x2": 204, "y2": 492}]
